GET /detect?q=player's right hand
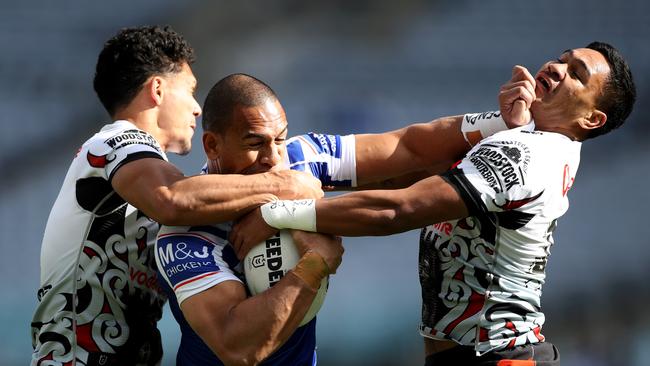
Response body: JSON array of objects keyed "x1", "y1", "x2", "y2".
[
  {"x1": 290, "y1": 230, "x2": 344, "y2": 275},
  {"x1": 272, "y1": 170, "x2": 324, "y2": 200},
  {"x1": 231, "y1": 207, "x2": 277, "y2": 260},
  {"x1": 499, "y1": 65, "x2": 536, "y2": 127}
]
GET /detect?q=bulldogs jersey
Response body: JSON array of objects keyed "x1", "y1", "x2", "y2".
[
  {"x1": 155, "y1": 133, "x2": 356, "y2": 366},
  {"x1": 418, "y1": 126, "x2": 581, "y2": 355},
  {"x1": 31, "y1": 121, "x2": 169, "y2": 365}
]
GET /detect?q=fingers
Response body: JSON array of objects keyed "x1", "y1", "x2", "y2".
[
  {"x1": 289, "y1": 231, "x2": 344, "y2": 274},
  {"x1": 499, "y1": 81, "x2": 535, "y2": 108},
  {"x1": 499, "y1": 65, "x2": 536, "y2": 127},
  {"x1": 512, "y1": 100, "x2": 528, "y2": 122},
  {"x1": 229, "y1": 223, "x2": 244, "y2": 258},
  {"x1": 230, "y1": 210, "x2": 275, "y2": 259},
  {"x1": 511, "y1": 65, "x2": 536, "y2": 86},
  {"x1": 507, "y1": 66, "x2": 536, "y2": 106}
]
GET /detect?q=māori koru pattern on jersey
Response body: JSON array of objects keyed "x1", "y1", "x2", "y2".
[
  {"x1": 418, "y1": 126, "x2": 581, "y2": 355},
  {"x1": 31, "y1": 121, "x2": 169, "y2": 366}
]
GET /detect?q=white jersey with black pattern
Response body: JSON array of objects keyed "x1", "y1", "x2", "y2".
[
  {"x1": 31, "y1": 120, "x2": 168, "y2": 366},
  {"x1": 418, "y1": 125, "x2": 581, "y2": 355}
]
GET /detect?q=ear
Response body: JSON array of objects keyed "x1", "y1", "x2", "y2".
[
  {"x1": 202, "y1": 131, "x2": 221, "y2": 160},
  {"x1": 148, "y1": 76, "x2": 164, "y2": 106},
  {"x1": 581, "y1": 109, "x2": 607, "y2": 131}
]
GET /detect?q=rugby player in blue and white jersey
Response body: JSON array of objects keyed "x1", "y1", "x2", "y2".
[{"x1": 154, "y1": 74, "x2": 352, "y2": 366}]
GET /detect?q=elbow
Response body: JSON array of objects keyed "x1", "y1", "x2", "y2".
[{"x1": 376, "y1": 202, "x2": 419, "y2": 235}]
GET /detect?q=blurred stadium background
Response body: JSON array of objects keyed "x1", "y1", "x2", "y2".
[{"x1": 1, "y1": 1, "x2": 649, "y2": 365}]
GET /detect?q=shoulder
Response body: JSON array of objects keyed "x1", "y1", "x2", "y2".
[{"x1": 287, "y1": 133, "x2": 351, "y2": 160}]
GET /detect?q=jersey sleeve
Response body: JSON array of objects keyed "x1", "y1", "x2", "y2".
[
  {"x1": 86, "y1": 128, "x2": 166, "y2": 181},
  {"x1": 286, "y1": 133, "x2": 357, "y2": 187},
  {"x1": 441, "y1": 132, "x2": 544, "y2": 218},
  {"x1": 155, "y1": 230, "x2": 242, "y2": 305}
]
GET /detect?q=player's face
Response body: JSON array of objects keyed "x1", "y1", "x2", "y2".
[
  {"x1": 213, "y1": 98, "x2": 289, "y2": 175},
  {"x1": 531, "y1": 48, "x2": 610, "y2": 128},
  {"x1": 158, "y1": 63, "x2": 201, "y2": 155}
]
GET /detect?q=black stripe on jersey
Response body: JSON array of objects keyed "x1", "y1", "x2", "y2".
[
  {"x1": 441, "y1": 168, "x2": 488, "y2": 217},
  {"x1": 76, "y1": 177, "x2": 125, "y2": 215},
  {"x1": 442, "y1": 168, "x2": 499, "y2": 245},
  {"x1": 496, "y1": 210, "x2": 535, "y2": 230},
  {"x1": 107, "y1": 151, "x2": 165, "y2": 182}
]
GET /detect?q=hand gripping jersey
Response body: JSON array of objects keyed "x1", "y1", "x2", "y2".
[
  {"x1": 31, "y1": 121, "x2": 169, "y2": 365},
  {"x1": 155, "y1": 133, "x2": 356, "y2": 366},
  {"x1": 418, "y1": 126, "x2": 581, "y2": 355}
]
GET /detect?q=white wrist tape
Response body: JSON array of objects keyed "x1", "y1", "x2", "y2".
[
  {"x1": 461, "y1": 111, "x2": 508, "y2": 146},
  {"x1": 260, "y1": 199, "x2": 317, "y2": 232}
]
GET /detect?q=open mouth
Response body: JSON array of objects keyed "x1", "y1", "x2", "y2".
[{"x1": 536, "y1": 75, "x2": 551, "y2": 93}]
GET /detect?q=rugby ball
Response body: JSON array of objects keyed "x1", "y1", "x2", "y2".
[{"x1": 243, "y1": 230, "x2": 328, "y2": 326}]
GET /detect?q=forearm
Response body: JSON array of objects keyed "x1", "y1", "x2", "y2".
[
  {"x1": 113, "y1": 158, "x2": 321, "y2": 226},
  {"x1": 355, "y1": 111, "x2": 510, "y2": 186},
  {"x1": 218, "y1": 274, "x2": 318, "y2": 365},
  {"x1": 183, "y1": 252, "x2": 329, "y2": 366},
  {"x1": 314, "y1": 190, "x2": 425, "y2": 236},
  {"x1": 355, "y1": 116, "x2": 466, "y2": 186},
  {"x1": 160, "y1": 172, "x2": 282, "y2": 225},
  {"x1": 260, "y1": 176, "x2": 468, "y2": 237}
]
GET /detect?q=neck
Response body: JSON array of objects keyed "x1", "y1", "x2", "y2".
[
  {"x1": 537, "y1": 125, "x2": 581, "y2": 141},
  {"x1": 532, "y1": 114, "x2": 586, "y2": 141},
  {"x1": 113, "y1": 105, "x2": 169, "y2": 151}
]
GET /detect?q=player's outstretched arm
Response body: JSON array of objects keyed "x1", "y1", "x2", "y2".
[
  {"x1": 314, "y1": 175, "x2": 468, "y2": 235},
  {"x1": 111, "y1": 158, "x2": 323, "y2": 226},
  {"x1": 354, "y1": 110, "x2": 526, "y2": 186},
  {"x1": 230, "y1": 175, "x2": 468, "y2": 257},
  {"x1": 354, "y1": 115, "x2": 466, "y2": 186},
  {"x1": 179, "y1": 232, "x2": 342, "y2": 366}
]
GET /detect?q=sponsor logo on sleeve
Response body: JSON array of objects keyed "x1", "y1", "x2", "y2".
[
  {"x1": 157, "y1": 235, "x2": 219, "y2": 288},
  {"x1": 104, "y1": 129, "x2": 162, "y2": 153}
]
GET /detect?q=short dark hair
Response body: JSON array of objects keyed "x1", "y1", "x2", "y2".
[
  {"x1": 93, "y1": 25, "x2": 195, "y2": 116},
  {"x1": 202, "y1": 73, "x2": 278, "y2": 134},
  {"x1": 585, "y1": 41, "x2": 636, "y2": 139}
]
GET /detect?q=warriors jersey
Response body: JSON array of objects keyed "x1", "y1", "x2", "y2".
[
  {"x1": 418, "y1": 126, "x2": 581, "y2": 355},
  {"x1": 155, "y1": 133, "x2": 356, "y2": 366},
  {"x1": 31, "y1": 120, "x2": 168, "y2": 366}
]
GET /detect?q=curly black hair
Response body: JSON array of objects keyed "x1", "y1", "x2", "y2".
[{"x1": 93, "y1": 25, "x2": 195, "y2": 116}]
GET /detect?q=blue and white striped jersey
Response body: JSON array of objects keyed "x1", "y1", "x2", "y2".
[{"x1": 155, "y1": 133, "x2": 356, "y2": 366}]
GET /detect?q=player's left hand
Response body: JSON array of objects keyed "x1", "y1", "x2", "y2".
[
  {"x1": 230, "y1": 207, "x2": 277, "y2": 259},
  {"x1": 499, "y1": 65, "x2": 536, "y2": 127}
]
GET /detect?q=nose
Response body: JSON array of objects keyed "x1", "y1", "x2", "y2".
[
  {"x1": 547, "y1": 62, "x2": 567, "y2": 81},
  {"x1": 260, "y1": 143, "x2": 283, "y2": 169},
  {"x1": 193, "y1": 98, "x2": 202, "y2": 117}
]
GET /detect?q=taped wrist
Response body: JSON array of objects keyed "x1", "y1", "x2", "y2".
[
  {"x1": 260, "y1": 199, "x2": 317, "y2": 231},
  {"x1": 461, "y1": 111, "x2": 507, "y2": 146},
  {"x1": 290, "y1": 251, "x2": 330, "y2": 290}
]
